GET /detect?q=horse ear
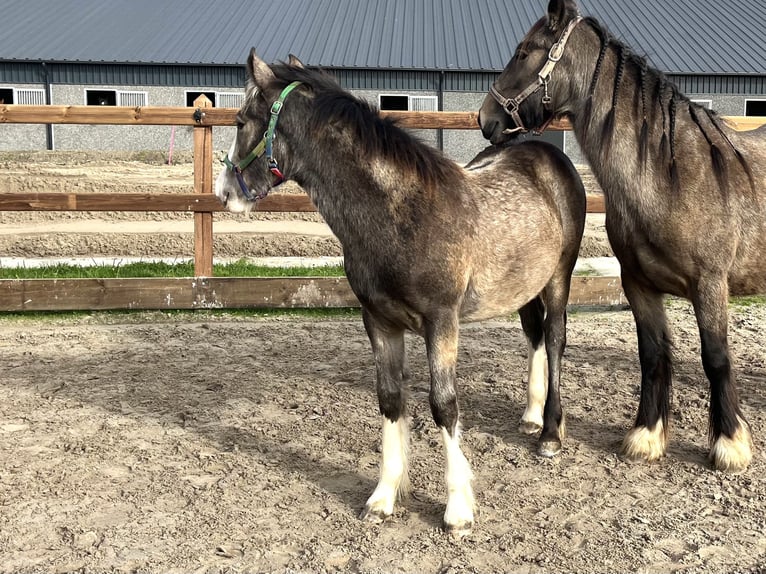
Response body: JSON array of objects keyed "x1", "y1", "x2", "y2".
[
  {"x1": 247, "y1": 48, "x2": 275, "y2": 89},
  {"x1": 288, "y1": 54, "x2": 305, "y2": 68},
  {"x1": 547, "y1": 0, "x2": 579, "y2": 32}
]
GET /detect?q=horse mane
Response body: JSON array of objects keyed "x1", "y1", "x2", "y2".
[
  {"x1": 268, "y1": 63, "x2": 464, "y2": 193},
  {"x1": 580, "y1": 17, "x2": 753, "y2": 194}
]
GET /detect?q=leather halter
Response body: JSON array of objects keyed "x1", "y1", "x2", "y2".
[
  {"x1": 221, "y1": 81, "x2": 302, "y2": 201},
  {"x1": 489, "y1": 16, "x2": 582, "y2": 135}
]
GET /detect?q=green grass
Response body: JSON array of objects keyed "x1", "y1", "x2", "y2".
[{"x1": 0, "y1": 259, "x2": 346, "y2": 280}]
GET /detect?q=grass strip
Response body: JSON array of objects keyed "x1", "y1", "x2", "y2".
[{"x1": 0, "y1": 259, "x2": 346, "y2": 279}]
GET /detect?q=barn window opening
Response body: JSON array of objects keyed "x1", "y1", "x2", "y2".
[
  {"x1": 379, "y1": 94, "x2": 438, "y2": 112},
  {"x1": 0, "y1": 87, "x2": 14, "y2": 104},
  {"x1": 86, "y1": 90, "x2": 117, "y2": 106},
  {"x1": 186, "y1": 91, "x2": 217, "y2": 107},
  {"x1": 745, "y1": 100, "x2": 766, "y2": 116},
  {"x1": 85, "y1": 90, "x2": 147, "y2": 106},
  {"x1": 379, "y1": 94, "x2": 409, "y2": 111},
  {"x1": 690, "y1": 99, "x2": 712, "y2": 109}
]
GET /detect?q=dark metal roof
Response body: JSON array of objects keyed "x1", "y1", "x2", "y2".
[{"x1": 1, "y1": 0, "x2": 764, "y2": 75}]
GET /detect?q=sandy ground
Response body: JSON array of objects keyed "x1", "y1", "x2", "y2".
[
  {"x1": 2, "y1": 153, "x2": 765, "y2": 573},
  {"x1": 0, "y1": 303, "x2": 765, "y2": 574}
]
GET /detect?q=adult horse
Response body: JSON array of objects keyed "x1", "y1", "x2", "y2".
[
  {"x1": 479, "y1": 0, "x2": 766, "y2": 472},
  {"x1": 215, "y1": 51, "x2": 586, "y2": 535}
]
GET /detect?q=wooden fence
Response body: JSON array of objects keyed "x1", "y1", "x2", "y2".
[{"x1": 0, "y1": 99, "x2": 762, "y2": 311}]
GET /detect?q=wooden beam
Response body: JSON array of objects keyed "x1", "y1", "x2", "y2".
[
  {"x1": 0, "y1": 276, "x2": 624, "y2": 311},
  {"x1": 0, "y1": 192, "x2": 225, "y2": 212},
  {"x1": 0, "y1": 277, "x2": 359, "y2": 311},
  {"x1": 2, "y1": 104, "x2": 762, "y2": 132},
  {"x1": 193, "y1": 94, "x2": 214, "y2": 276},
  {"x1": 0, "y1": 191, "x2": 604, "y2": 214}
]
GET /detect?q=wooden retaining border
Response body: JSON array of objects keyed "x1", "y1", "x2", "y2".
[{"x1": 1, "y1": 99, "x2": 761, "y2": 311}]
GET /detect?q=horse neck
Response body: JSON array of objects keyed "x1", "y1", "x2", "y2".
[
  {"x1": 563, "y1": 25, "x2": 670, "y2": 199},
  {"x1": 287, "y1": 120, "x2": 418, "y2": 244}
]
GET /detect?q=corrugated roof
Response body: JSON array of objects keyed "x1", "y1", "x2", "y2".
[{"x1": 1, "y1": 0, "x2": 764, "y2": 74}]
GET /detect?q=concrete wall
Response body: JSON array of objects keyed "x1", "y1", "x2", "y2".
[{"x1": 0, "y1": 81, "x2": 759, "y2": 167}]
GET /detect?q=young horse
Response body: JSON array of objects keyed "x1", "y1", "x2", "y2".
[
  {"x1": 479, "y1": 0, "x2": 766, "y2": 472},
  {"x1": 216, "y1": 51, "x2": 586, "y2": 535}
]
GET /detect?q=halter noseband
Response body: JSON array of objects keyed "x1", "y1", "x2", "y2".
[
  {"x1": 489, "y1": 16, "x2": 582, "y2": 135},
  {"x1": 221, "y1": 81, "x2": 303, "y2": 201}
]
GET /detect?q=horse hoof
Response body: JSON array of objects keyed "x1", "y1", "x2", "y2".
[
  {"x1": 710, "y1": 424, "x2": 753, "y2": 473},
  {"x1": 538, "y1": 439, "x2": 561, "y2": 458},
  {"x1": 621, "y1": 423, "x2": 666, "y2": 463},
  {"x1": 360, "y1": 506, "x2": 391, "y2": 524},
  {"x1": 444, "y1": 521, "x2": 473, "y2": 539},
  {"x1": 519, "y1": 420, "x2": 542, "y2": 435}
]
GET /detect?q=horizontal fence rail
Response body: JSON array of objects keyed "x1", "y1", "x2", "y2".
[{"x1": 0, "y1": 100, "x2": 763, "y2": 311}]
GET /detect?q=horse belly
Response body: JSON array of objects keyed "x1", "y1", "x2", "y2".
[{"x1": 460, "y1": 251, "x2": 559, "y2": 322}]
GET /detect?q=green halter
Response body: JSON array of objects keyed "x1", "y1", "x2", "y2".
[{"x1": 221, "y1": 81, "x2": 303, "y2": 199}]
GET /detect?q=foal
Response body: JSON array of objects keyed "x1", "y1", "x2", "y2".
[{"x1": 216, "y1": 52, "x2": 586, "y2": 535}]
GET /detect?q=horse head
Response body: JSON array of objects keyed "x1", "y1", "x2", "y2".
[
  {"x1": 215, "y1": 50, "x2": 309, "y2": 212},
  {"x1": 479, "y1": 0, "x2": 581, "y2": 144}
]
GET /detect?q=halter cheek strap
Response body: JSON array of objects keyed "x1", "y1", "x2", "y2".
[
  {"x1": 221, "y1": 81, "x2": 303, "y2": 201},
  {"x1": 489, "y1": 16, "x2": 582, "y2": 135}
]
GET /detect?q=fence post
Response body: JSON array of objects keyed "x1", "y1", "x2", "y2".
[{"x1": 192, "y1": 94, "x2": 214, "y2": 277}]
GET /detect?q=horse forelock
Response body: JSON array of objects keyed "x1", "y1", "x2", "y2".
[{"x1": 268, "y1": 63, "x2": 464, "y2": 194}]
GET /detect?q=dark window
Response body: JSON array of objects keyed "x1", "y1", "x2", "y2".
[
  {"x1": 379, "y1": 95, "x2": 408, "y2": 111},
  {"x1": 0, "y1": 88, "x2": 13, "y2": 104},
  {"x1": 745, "y1": 100, "x2": 766, "y2": 116},
  {"x1": 86, "y1": 90, "x2": 116, "y2": 106},
  {"x1": 187, "y1": 91, "x2": 216, "y2": 107}
]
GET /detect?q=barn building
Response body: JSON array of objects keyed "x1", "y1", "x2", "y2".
[{"x1": 1, "y1": 0, "x2": 764, "y2": 164}]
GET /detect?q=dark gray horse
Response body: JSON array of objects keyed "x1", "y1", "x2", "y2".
[
  {"x1": 479, "y1": 0, "x2": 766, "y2": 472},
  {"x1": 216, "y1": 51, "x2": 586, "y2": 535}
]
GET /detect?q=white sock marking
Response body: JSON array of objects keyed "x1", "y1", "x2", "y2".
[
  {"x1": 364, "y1": 417, "x2": 409, "y2": 517},
  {"x1": 441, "y1": 426, "x2": 474, "y2": 530},
  {"x1": 521, "y1": 342, "x2": 547, "y2": 430}
]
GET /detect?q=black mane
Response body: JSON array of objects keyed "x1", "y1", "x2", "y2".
[
  {"x1": 269, "y1": 63, "x2": 463, "y2": 193},
  {"x1": 580, "y1": 17, "x2": 752, "y2": 193}
]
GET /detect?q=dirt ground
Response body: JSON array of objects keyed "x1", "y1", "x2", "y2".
[
  {"x1": 2, "y1": 153, "x2": 765, "y2": 573},
  {"x1": 1, "y1": 303, "x2": 765, "y2": 574}
]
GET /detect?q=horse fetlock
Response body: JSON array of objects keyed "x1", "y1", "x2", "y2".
[
  {"x1": 621, "y1": 422, "x2": 667, "y2": 462},
  {"x1": 710, "y1": 421, "x2": 753, "y2": 472}
]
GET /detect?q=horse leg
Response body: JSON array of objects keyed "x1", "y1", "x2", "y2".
[
  {"x1": 537, "y1": 279, "x2": 570, "y2": 457},
  {"x1": 360, "y1": 310, "x2": 410, "y2": 523},
  {"x1": 692, "y1": 277, "x2": 753, "y2": 472},
  {"x1": 425, "y1": 310, "x2": 474, "y2": 538},
  {"x1": 518, "y1": 297, "x2": 548, "y2": 435},
  {"x1": 620, "y1": 278, "x2": 672, "y2": 462}
]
